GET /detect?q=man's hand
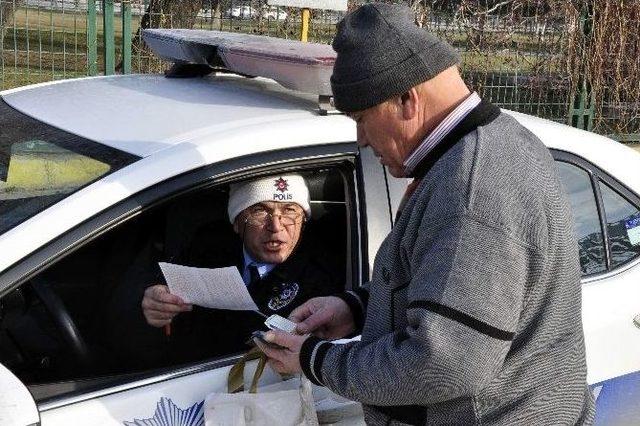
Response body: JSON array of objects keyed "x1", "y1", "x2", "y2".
[
  {"x1": 289, "y1": 296, "x2": 355, "y2": 339},
  {"x1": 255, "y1": 330, "x2": 307, "y2": 374},
  {"x1": 141, "y1": 284, "x2": 192, "y2": 327}
]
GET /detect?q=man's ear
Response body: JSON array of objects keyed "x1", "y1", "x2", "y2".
[
  {"x1": 400, "y1": 87, "x2": 419, "y2": 120},
  {"x1": 233, "y1": 217, "x2": 240, "y2": 234}
]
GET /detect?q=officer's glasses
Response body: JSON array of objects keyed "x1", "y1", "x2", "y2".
[{"x1": 244, "y1": 208, "x2": 304, "y2": 227}]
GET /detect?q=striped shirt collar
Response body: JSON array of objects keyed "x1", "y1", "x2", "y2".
[{"x1": 403, "y1": 92, "x2": 481, "y2": 177}]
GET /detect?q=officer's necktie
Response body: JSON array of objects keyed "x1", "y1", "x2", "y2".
[{"x1": 248, "y1": 264, "x2": 261, "y2": 288}]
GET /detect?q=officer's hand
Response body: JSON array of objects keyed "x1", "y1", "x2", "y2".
[
  {"x1": 141, "y1": 284, "x2": 192, "y2": 327},
  {"x1": 289, "y1": 296, "x2": 355, "y2": 339}
]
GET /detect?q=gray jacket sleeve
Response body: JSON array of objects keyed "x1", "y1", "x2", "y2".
[
  {"x1": 335, "y1": 285, "x2": 370, "y2": 333},
  {"x1": 300, "y1": 214, "x2": 545, "y2": 406}
]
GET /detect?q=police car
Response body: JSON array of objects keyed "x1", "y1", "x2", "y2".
[{"x1": 0, "y1": 30, "x2": 638, "y2": 425}]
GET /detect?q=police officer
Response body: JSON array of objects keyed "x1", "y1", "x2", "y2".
[{"x1": 141, "y1": 174, "x2": 342, "y2": 360}]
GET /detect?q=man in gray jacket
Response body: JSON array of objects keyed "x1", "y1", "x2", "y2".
[{"x1": 258, "y1": 3, "x2": 595, "y2": 424}]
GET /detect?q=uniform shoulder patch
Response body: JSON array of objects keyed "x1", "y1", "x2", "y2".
[{"x1": 268, "y1": 282, "x2": 299, "y2": 311}]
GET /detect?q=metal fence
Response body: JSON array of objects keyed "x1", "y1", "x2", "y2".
[{"x1": 1, "y1": 0, "x2": 638, "y2": 142}]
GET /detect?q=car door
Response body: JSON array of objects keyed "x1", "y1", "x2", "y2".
[
  {"x1": 0, "y1": 141, "x2": 391, "y2": 425},
  {"x1": 553, "y1": 150, "x2": 640, "y2": 423}
]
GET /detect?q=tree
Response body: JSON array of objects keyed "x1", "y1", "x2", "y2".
[
  {"x1": 1, "y1": 1, "x2": 25, "y2": 34},
  {"x1": 1, "y1": 0, "x2": 25, "y2": 76},
  {"x1": 142, "y1": 0, "x2": 208, "y2": 29},
  {"x1": 120, "y1": 0, "x2": 221, "y2": 72}
]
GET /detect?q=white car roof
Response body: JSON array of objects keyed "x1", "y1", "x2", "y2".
[
  {"x1": 505, "y1": 110, "x2": 640, "y2": 196},
  {"x1": 1, "y1": 73, "x2": 338, "y2": 157}
]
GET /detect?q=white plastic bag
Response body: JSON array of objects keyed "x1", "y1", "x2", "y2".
[
  {"x1": 205, "y1": 378, "x2": 316, "y2": 426},
  {"x1": 204, "y1": 348, "x2": 318, "y2": 426}
]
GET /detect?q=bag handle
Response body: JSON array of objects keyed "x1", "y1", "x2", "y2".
[{"x1": 227, "y1": 346, "x2": 268, "y2": 394}]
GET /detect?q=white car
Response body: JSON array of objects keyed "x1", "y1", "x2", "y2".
[
  {"x1": 0, "y1": 30, "x2": 638, "y2": 425},
  {"x1": 262, "y1": 6, "x2": 287, "y2": 20},
  {"x1": 226, "y1": 5, "x2": 256, "y2": 19}
]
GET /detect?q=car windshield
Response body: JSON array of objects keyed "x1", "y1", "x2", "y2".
[{"x1": 0, "y1": 98, "x2": 139, "y2": 235}]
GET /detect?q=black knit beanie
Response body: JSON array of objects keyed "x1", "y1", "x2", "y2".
[{"x1": 331, "y1": 3, "x2": 461, "y2": 112}]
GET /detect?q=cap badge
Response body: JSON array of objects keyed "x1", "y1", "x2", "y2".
[{"x1": 274, "y1": 177, "x2": 289, "y2": 193}]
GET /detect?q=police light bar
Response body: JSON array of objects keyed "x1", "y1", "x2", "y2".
[{"x1": 142, "y1": 29, "x2": 336, "y2": 97}]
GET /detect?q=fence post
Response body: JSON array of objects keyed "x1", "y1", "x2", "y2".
[
  {"x1": 569, "y1": 1, "x2": 595, "y2": 131},
  {"x1": 300, "y1": 8, "x2": 310, "y2": 42},
  {"x1": 87, "y1": 0, "x2": 98, "y2": 76},
  {"x1": 0, "y1": 2, "x2": 5, "y2": 88},
  {"x1": 103, "y1": 0, "x2": 115, "y2": 75},
  {"x1": 122, "y1": 0, "x2": 132, "y2": 74}
]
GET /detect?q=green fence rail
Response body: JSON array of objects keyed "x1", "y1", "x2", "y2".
[{"x1": 0, "y1": 0, "x2": 638, "y2": 142}]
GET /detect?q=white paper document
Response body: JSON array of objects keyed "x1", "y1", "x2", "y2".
[{"x1": 159, "y1": 262, "x2": 259, "y2": 311}]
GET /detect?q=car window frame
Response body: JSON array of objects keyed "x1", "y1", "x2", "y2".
[
  {"x1": 552, "y1": 149, "x2": 640, "y2": 282},
  {"x1": 0, "y1": 97, "x2": 141, "y2": 236},
  {"x1": 0, "y1": 142, "x2": 370, "y2": 411}
]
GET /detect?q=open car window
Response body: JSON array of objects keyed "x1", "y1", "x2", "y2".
[
  {"x1": 0, "y1": 163, "x2": 354, "y2": 402},
  {"x1": 0, "y1": 98, "x2": 139, "y2": 236}
]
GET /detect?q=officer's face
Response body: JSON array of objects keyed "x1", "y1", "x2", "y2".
[{"x1": 234, "y1": 201, "x2": 305, "y2": 264}]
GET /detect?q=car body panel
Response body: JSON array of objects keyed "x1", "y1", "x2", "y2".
[
  {"x1": 591, "y1": 371, "x2": 640, "y2": 424},
  {"x1": 581, "y1": 263, "x2": 640, "y2": 385},
  {"x1": 0, "y1": 364, "x2": 39, "y2": 425},
  {"x1": 38, "y1": 360, "x2": 279, "y2": 425},
  {"x1": 358, "y1": 147, "x2": 393, "y2": 275}
]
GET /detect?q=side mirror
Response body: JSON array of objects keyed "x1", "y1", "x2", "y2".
[{"x1": 0, "y1": 363, "x2": 40, "y2": 425}]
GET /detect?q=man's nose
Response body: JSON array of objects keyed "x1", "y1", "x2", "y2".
[{"x1": 265, "y1": 213, "x2": 284, "y2": 231}]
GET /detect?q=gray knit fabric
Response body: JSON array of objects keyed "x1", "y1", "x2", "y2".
[
  {"x1": 317, "y1": 113, "x2": 595, "y2": 424},
  {"x1": 330, "y1": 3, "x2": 460, "y2": 112}
]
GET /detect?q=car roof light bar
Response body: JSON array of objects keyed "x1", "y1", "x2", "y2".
[{"x1": 142, "y1": 29, "x2": 337, "y2": 101}]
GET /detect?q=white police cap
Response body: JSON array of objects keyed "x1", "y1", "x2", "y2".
[{"x1": 227, "y1": 174, "x2": 311, "y2": 223}]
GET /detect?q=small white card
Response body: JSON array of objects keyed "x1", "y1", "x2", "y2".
[{"x1": 159, "y1": 262, "x2": 258, "y2": 311}]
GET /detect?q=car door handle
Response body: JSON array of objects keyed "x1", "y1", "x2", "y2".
[{"x1": 634, "y1": 315, "x2": 640, "y2": 329}]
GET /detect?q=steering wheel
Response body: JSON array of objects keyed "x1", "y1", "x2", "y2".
[{"x1": 29, "y1": 277, "x2": 92, "y2": 368}]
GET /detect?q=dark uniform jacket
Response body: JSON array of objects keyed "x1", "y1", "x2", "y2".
[{"x1": 155, "y1": 221, "x2": 343, "y2": 366}]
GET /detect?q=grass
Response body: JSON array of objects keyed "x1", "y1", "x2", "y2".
[
  {"x1": 10, "y1": 6, "x2": 142, "y2": 38},
  {"x1": 0, "y1": 152, "x2": 110, "y2": 193},
  {"x1": 3, "y1": 7, "x2": 140, "y2": 60},
  {"x1": 0, "y1": 63, "x2": 87, "y2": 88}
]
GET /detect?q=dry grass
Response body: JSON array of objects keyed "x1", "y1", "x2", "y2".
[{"x1": 9, "y1": 6, "x2": 142, "y2": 37}]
